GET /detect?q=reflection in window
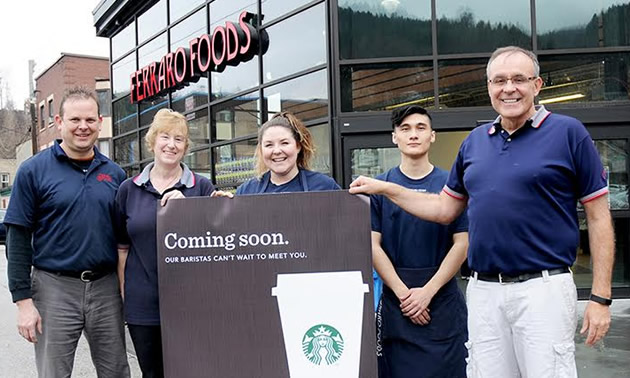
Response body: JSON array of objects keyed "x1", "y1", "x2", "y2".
[
  {"x1": 112, "y1": 53, "x2": 136, "y2": 99},
  {"x1": 140, "y1": 128, "x2": 151, "y2": 161},
  {"x1": 171, "y1": 9, "x2": 206, "y2": 51},
  {"x1": 263, "y1": 69, "x2": 328, "y2": 122},
  {"x1": 437, "y1": 59, "x2": 488, "y2": 108},
  {"x1": 113, "y1": 97, "x2": 137, "y2": 135},
  {"x1": 338, "y1": 0, "x2": 431, "y2": 59},
  {"x1": 538, "y1": 53, "x2": 630, "y2": 105},
  {"x1": 112, "y1": 21, "x2": 135, "y2": 62},
  {"x1": 138, "y1": 0, "x2": 166, "y2": 43},
  {"x1": 140, "y1": 95, "x2": 169, "y2": 127},
  {"x1": 170, "y1": 0, "x2": 205, "y2": 24},
  {"x1": 577, "y1": 218, "x2": 630, "y2": 289},
  {"x1": 210, "y1": 0, "x2": 257, "y2": 28},
  {"x1": 138, "y1": 34, "x2": 167, "y2": 68},
  {"x1": 537, "y1": 0, "x2": 630, "y2": 49},
  {"x1": 436, "y1": 0, "x2": 531, "y2": 54},
  {"x1": 184, "y1": 148, "x2": 212, "y2": 177},
  {"x1": 595, "y1": 139, "x2": 628, "y2": 210},
  {"x1": 263, "y1": 3, "x2": 326, "y2": 82},
  {"x1": 261, "y1": 0, "x2": 310, "y2": 23},
  {"x1": 213, "y1": 139, "x2": 258, "y2": 189},
  {"x1": 212, "y1": 92, "x2": 261, "y2": 142},
  {"x1": 308, "y1": 124, "x2": 332, "y2": 176},
  {"x1": 340, "y1": 62, "x2": 434, "y2": 112},
  {"x1": 351, "y1": 147, "x2": 399, "y2": 180},
  {"x1": 97, "y1": 89, "x2": 112, "y2": 117},
  {"x1": 171, "y1": 12, "x2": 209, "y2": 113},
  {"x1": 211, "y1": 58, "x2": 259, "y2": 100},
  {"x1": 186, "y1": 108, "x2": 210, "y2": 149},
  {"x1": 115, "y1": 133, "x2": 140, "y2": 165}
]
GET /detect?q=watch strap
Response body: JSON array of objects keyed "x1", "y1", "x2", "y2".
[{"x1": 589, "y1": 293, "x2": 612, "y2": 306}]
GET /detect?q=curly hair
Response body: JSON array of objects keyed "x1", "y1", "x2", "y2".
[{"x1": 144, "y1": 108, "x2": 190, "y2": 155}]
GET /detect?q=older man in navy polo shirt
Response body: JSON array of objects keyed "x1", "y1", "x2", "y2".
[
  {"x1": 4, "y1": 87, "x2": 130, "y2": 377},
  {"x1": 350, "y1": 46, "x2": 614, "y2": 377}
]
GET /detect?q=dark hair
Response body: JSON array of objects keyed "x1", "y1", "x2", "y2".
[
  {"x1": 255, "y1": 112, "x2": 315, "y2": 177},
  {"x1": 59, "y1": 86, "x2": 100, "y2": 118},
  {"x1": 391, "y1": 105, "x2": 432, "y2": 130}
]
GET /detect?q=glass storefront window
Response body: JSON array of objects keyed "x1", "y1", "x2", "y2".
[
  {"x1": 537, "y1": 0, "x2": 630, "y2": 49},
  {"x1": 211, "y1": 58, "x2": 259, "y2": 100},
  {"x1": 170, "y1": 0, "x2": 205, "y2": 24},
  {"x1": 538, "y1": 53, "x2": 630, "y2": 105},
  {"x1": 112, "y1": 53, "x2": 136, "y2": 100},
  {"x1": 212, "y1": 92, "x2": 261, "y2": 142},
  {"x1": 113, "y1": 96, "x2": 138, "y2": 135},
  {"x1": 340, "y1": 62, "x2": 434, "y2": 112},
  {"x1": 263, "y1": 69, "x2": 328, "y2": 122},
  {"x1": 213, "y1": 139, "x2": 258, "y2": 189},
  {"x1": 171, "y1": 10, "x2": 209, "y2": 113},
  {"x1": 210, "y1": 0, "x2": 257, "y2": 28},
  {"x1": 184, "y1": 148, "x2": 212, "y2": 177},
  {"x1": 186, "y1": 108, "x2": 210, "y2": 149},
  {"x1": 437, "y1": 59, "x2": 489, "y2": 109},
  {"x1": 308, "y1": 124, "x2": 332, "y2": 176},
  {"x1": 351, "y1": 147, "x2": 399, "y2": 180},
  {"x1": 138, "y1": 0, "x2": 167, "y2": 43},
  {"x1": 338, "y1": 0, "x2": 432, "y2": 59},
  {"x1": 138, "y1": 33, "x2": 167, "y2": 68},
  {"x1": 436, "y1": 0, "x2": 531, "y2": 54},
  {"x1": 139, "y1": 95, "x2": 169, "y2": 128},
  {"x1": 261, "y1": 0, "x2": 311, "y2": 24},
  {"x1": 111, "y1": 21, "x2": 135, "y2": 62},
  {"x1": 115, "y1": 133, "x2": 140, "y2": 165},
  {"x1": 576, "y1": 218, "x2": 630, "y2": 289},
  {"x1": 595, "y1": 139, "x2": 629, "y2": 210},
  {"x1": 140, "y1": 128, "x2": 151, "y2": 161},
  {"x1": 263, "y1": 3, "x2": 326, "y2": 83}
]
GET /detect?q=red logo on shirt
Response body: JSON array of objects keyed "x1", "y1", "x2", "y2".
[{"x1": 97, "y1": 173, "x2": 113, "y2": 182}]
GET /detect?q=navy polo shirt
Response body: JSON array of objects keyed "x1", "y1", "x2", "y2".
[
  {"x1": 4, "y1": 140, "x2": 126, "y2": 271},
  {"x1": 115, "y1": 162, "x2": 214, "y2": 325},
  {"x1": 372, "y1": 167, "x2": 468, "y2": 269},
  {"x1": 444, "y1": 106, "x2": 607, "y2": 275},
  {"x1": 236, "y1": 169, "x2": 340, "y2": 194}
]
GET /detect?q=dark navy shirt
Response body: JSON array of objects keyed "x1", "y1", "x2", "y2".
[
  {"x1": 236, "y1": 169, "x2": 340, "y2": 194},
  {"x1": 4, "y1": 140, "x2": 125, "y2": 271},
  {"x1": 444, "y1": 106, "x2": 608, "y2": 275},
  {"x1": 372, "y1": 167, "x2": 468, "y2": 268},
  {"x1": 115, "y1": 163, "x2": 214, "y2": 325}
]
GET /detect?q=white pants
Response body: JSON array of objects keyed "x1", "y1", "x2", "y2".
[{"x1": 466, "y1": 271, "x2": 577, "y2": 378}]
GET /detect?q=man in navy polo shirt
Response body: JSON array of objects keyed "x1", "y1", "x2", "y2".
[
  {"x1": 372, "y1": 105, "x2": 468, "y2": 377},
  {"x1": 350, "y1": 46, "x2": 614, "y2": 377},
  {"x1": 4, "y1": 87, "x2": 130, "y2": 377}
]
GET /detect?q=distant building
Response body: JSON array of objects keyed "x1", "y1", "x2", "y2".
[{"x1": 34, "y1": 53, "x2": 112, "y2": 156}]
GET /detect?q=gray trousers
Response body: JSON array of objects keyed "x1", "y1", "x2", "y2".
[{"x1": 32, "y1": 268, "x2": 130, "y2": 378}]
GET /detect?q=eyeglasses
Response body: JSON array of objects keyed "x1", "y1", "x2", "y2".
[{"x1": 488, "y1": 75, "x2": 537, "y2": 87}]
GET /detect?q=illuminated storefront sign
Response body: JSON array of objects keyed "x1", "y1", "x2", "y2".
[{"x1": 130, "y1": 11, "x2": 268, "y2": 103}]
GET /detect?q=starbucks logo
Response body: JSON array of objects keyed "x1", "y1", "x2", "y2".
[{"x1": 302, "y1": 324, "x2": 344, "y2": 365}]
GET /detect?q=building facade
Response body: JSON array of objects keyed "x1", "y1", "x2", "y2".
[
  {"x1": 94, "y1": 0, "x2": 630, "y2": 298},
  {"x1": 34, "y1": 53, "x2": 113, "y2": 156}
]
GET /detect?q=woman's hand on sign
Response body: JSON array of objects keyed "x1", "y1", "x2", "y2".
[
  {"x1": 161, "y1": 190, "x2": 185, "y2": 206},
  {"x1": 211, "y1": 190, "x2": 234, "y2": 198}
]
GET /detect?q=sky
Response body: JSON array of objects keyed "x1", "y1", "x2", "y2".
[{"x1": 0, "y1": 0, "x2": 108, "y2": 107}]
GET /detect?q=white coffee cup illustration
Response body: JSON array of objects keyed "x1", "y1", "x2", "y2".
[{"x1": 272, "y1": 271, "x2": 370, "y2": 378}]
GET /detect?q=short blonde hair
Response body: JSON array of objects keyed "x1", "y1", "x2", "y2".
[
  {"x1": 254, "y1": 112, "x2": 315, "y2": 177},
  {"x1": 144, "y1": 108, "x2": 190, "y2": 154}
]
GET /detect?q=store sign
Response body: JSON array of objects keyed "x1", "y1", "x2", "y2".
[{"x1": 130, "y1": 11, "x2": 268, "y2": 104}]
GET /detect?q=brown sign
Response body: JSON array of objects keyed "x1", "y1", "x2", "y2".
[{"x1": 156, "y1": 191, "x2": 377, "y2": 377}]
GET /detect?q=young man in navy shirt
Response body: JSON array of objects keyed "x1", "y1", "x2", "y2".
[
  {"x1": 372, "y1": 105, "x2": 469, "y2": 377},
  {"x1": 4, "y1": 87, "x2": 130, "y2": 377},
  {"x1": 351, "y1": 46, "x2": 614, "y2": 377}
]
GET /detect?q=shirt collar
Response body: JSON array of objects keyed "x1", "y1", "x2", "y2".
[
  {"x1": 52, "y1": 139, "x2": 104, "y2": 162},
  {"x1": 488, "y1": 105, "x2": 551, "y2": 135},
  {"x1": 133, "y1": 162, "x2": 195, "y2": 188}
]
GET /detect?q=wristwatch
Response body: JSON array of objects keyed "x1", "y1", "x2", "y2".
[{"x1": 589, "y1": 293, "x2": 612, "y2": 306}]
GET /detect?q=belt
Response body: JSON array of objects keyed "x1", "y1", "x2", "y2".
[
  {"x1": 474, "y1": 267, "x2": 570, "y2": 284},
  {"x1": 38, "y1": 268, "x2": 112, "y2": 282}
]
